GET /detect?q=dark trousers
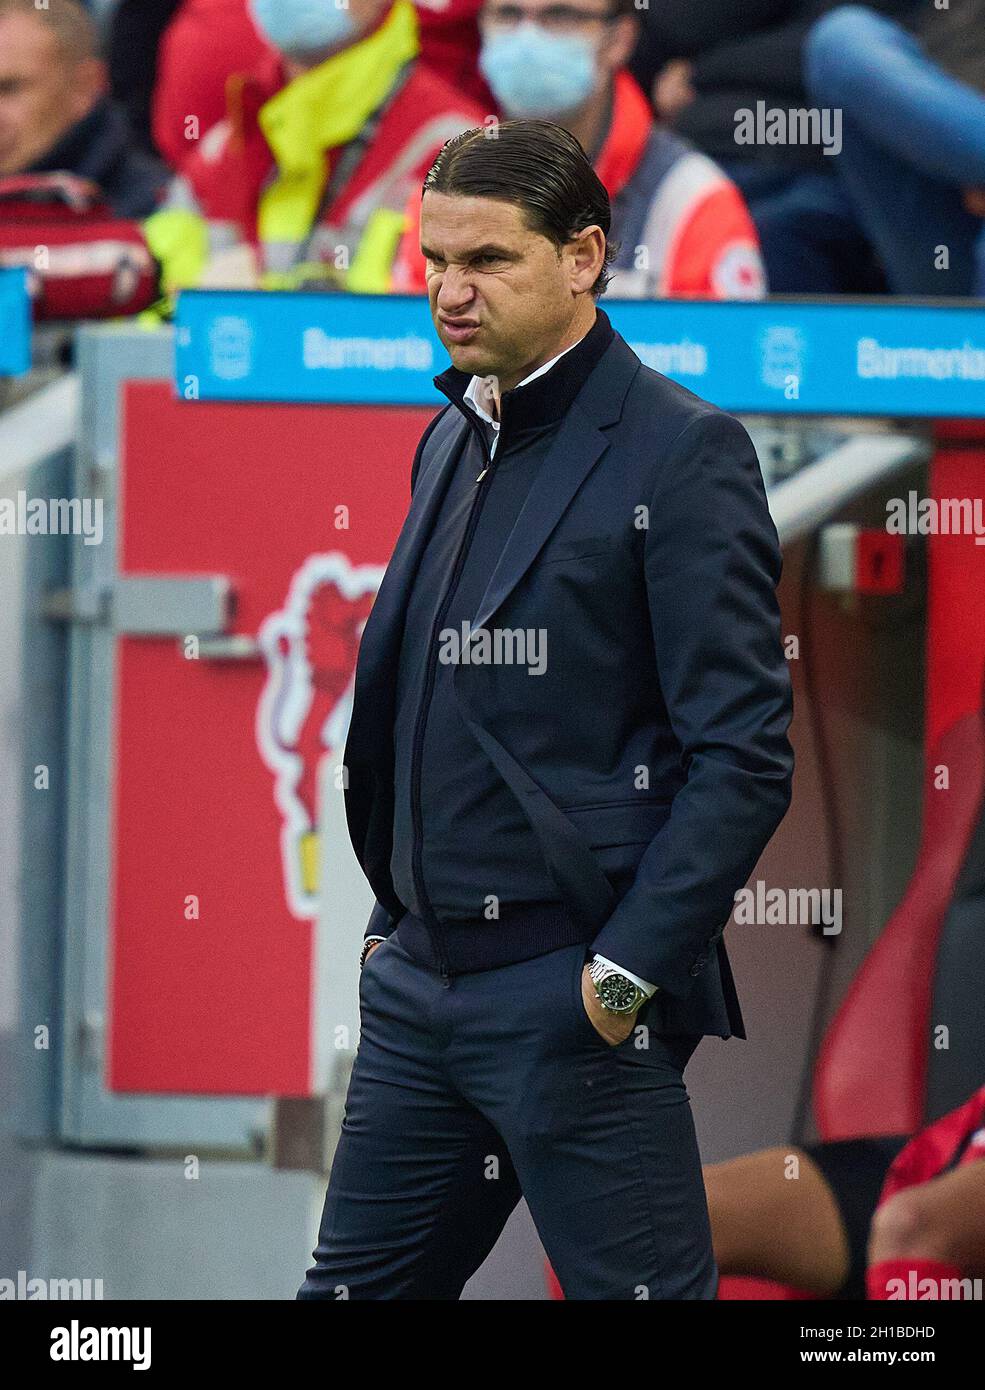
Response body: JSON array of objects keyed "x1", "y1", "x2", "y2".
[{"x1": 296, "y1": 933, "x2": 717, "y2": 1300}]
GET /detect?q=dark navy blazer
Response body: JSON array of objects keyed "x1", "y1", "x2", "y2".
[{"x1": 343, "y1": 326, "x2": 795, "y2": 1039}]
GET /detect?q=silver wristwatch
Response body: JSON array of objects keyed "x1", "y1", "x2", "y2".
[{"x1": 588, "y1": 957, "x2": 649, "y2": 1015}]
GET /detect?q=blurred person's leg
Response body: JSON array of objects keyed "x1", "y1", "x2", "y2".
[
  {"x1": 867, "y1": 1154, "x2": 985, "y2": 1296},
  {"x1": 807, "y1": 7, "x2": 985, "y2": 188},
  {"x1": 705, "y1": 1136, "x2": 908, "y2": 1298},
  {"x1": 296, "y1": 936, "x2": 522, "y2": 1300},
  {"x1": 827, "y1": 115, "x2": 980, "y2": 294},
  {"x1": 720, "y1": 165, "x2": 797, "y2": 209},
  {"x1": 806, "y1": 5, "x2": 985, "y2": 294},
  {"x1": 735, "y1": 170, "x2": 886, "y2": 294}
]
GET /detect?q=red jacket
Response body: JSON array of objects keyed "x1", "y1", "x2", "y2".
[
  {"x1": 152, "y1": 0, "x2": 270, "y2": 174},
  {"x1": 151, "y1": 0, "x2": 491, "y2": 177},
  {"x1": 174, "y1": 47, "x2": 484, "y2": 285},
  {"x1": 414, "y1": 0, "x2": 493, "y2": 108}
]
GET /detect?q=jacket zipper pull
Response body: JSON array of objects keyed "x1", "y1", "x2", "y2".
[{"x1": 475, "y1": 467, "x2": 487, "y2": 483}]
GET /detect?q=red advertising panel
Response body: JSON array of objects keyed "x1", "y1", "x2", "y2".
[{"x1": 107, "y1": 384, "x2": 432, "y2": 1094}]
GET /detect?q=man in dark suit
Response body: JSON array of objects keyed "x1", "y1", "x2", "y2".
[{"x1": 297, "y1": 119, "x2": 794, "y2": 1301}]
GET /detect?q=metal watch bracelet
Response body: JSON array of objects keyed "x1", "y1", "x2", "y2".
[{"x1": 589, "y1": 957, "x2": 649, "y2": 1014}]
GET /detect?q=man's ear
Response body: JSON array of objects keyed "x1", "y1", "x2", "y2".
[{"x1": 567, "y1": 225, "x2": 607, "y2": 294}]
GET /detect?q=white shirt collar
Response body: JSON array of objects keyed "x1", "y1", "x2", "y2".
[{"x1": 462, "y1": 332, "x2": 587, "y2": 432}]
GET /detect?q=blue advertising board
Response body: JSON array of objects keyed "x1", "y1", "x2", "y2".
[
  {"x1": 175, "y1": 289, "x2": 985, "y2": 418},
  {"x1": 0, "y1": 268, "x2": 31, "y2": 376}
]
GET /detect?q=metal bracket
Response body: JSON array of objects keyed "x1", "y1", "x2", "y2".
[
  {"x1": 42, "y1": 574, "x2": 263, "y2": 657},
  {"x1": 41, "y1": 585, "x2": 111, "y2": 625},
  {"x1": 113, "y1": 575, "x2": 232, "y2": 637},
  {"x1": 195, "y1": 635, "x2": 261, "y2": 662}
]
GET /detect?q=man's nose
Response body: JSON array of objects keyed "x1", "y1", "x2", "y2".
[{"x1": 434, "y1": 268, "x2": 476, "y2": 314}]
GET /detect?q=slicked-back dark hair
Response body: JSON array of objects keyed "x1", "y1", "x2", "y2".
[{"x1": 422, "y1": 120, "x2": 618, "y2": 298}]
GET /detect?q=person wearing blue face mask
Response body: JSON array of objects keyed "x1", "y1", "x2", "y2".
[
  {"x1": 474, "y1": 0, "x2": 767, "y2": 298},
  {"x1": 479, "y1": 0, "x2": 609, "y2": 120},
  {"x1": 250, "y1": 0, "x2": 358, "y2": 60}
]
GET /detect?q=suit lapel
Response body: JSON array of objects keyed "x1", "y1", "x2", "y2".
[
  {"x1": 347, "y1": 406, "x2": 467, "y2": 701},
  {"x1": 470, "y1": 335, "x2": 639, "y2": 633},
  {"x1": 342, "y1": 406, "x2": 467, "y2": 887}
]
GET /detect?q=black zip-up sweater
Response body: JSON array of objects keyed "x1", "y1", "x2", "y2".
[{"x1": 390, "y1": 310, "x2": 616, "y2": 974}]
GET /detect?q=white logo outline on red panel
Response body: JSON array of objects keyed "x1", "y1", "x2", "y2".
[{"x1": 255, "y1": 552, "x2": 385, "y2": 920}]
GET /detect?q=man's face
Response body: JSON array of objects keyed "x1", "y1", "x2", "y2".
[
  {"x1": 0, "y1": 13, "x2": 102, "y2": 175},
  {"x1": 421, "y1": 190, "x2": 601, "y2": 389}
]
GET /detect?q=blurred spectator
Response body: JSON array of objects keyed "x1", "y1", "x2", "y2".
[
  {"x1": 630, "y1": 1, "x2": 923, "y2": 294},
  {"x1": 144, "y1": 0, "x2": 485, "y2": 296},
  {"x1": 151, "y1": 0, "x2": 270, "y2": 173},
  {"x1": 806, "y1": 3, "x2": 985, "y2": 296},
  {"x1": 0, "y1": 0, "x2": 161, "y2": 211},
  {"x1": 449, "y1": 0, "x2": 765, "y2": 298},
  {"x1": 0, "y1": 0, "x2": 166, "y2": 319},
  {"x1": 150, "y1": 0, "x2": 490, "y2": 177}
]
